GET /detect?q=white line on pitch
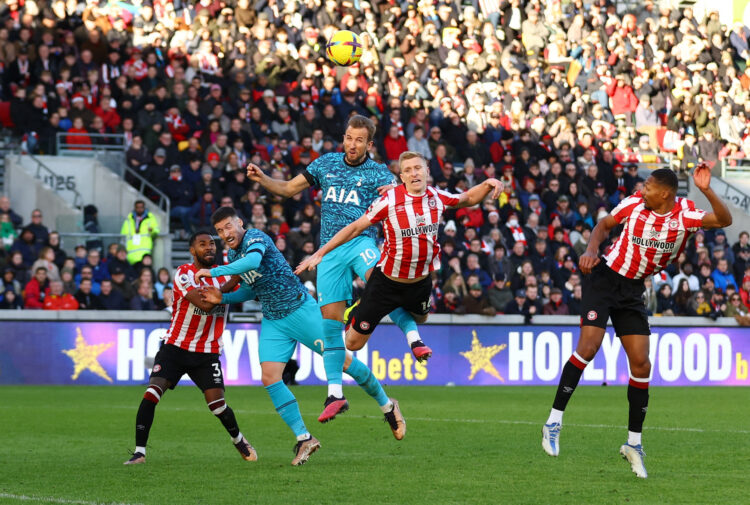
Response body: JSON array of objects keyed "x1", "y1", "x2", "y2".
[
  {"x1": 101, "y1": 404, "x2": 750, "y2": 435},
  {"x1": 0, "y1": 493, "x2": 141, "y2": 505}
]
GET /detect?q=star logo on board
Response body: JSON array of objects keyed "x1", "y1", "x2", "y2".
[
  {"x1": 62, "y1": 327, "x2": 113, "y2": 383},
  {"x1": 460, "y1": 330, "x2": 507, "y2": 382}
]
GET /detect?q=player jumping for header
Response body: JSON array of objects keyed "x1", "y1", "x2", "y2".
[
  {"x1": 247, "y1": 115, "x2": 429, "y2": 423},
  {"x1": 195, "y1": 207, "x2": 406, "y2": 466},
  {"x1": 296, "y1": 152, "x2": 503, "y2": 351},
  {"x1": 541, "y1": 164, "x2": 731, "y2": 478},
  {"x1": 124, "y1": 231, "x2": 256, "y2": 465}
]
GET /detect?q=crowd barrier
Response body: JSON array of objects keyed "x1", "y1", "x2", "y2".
[{"x1": 1, "y1": 312, "x2": 748, "y2": 387}]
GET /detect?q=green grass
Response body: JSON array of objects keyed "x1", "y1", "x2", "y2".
[{"x1": 0, "y1": 386, "x2": 748, "y2": 505}]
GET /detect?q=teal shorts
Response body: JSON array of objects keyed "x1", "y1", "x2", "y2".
[
  {"x1": 259, "y1": 294, "x2": 326, "y2": 363},
  {"x1": 316, "y1": 236, "x2": 380, "y2": 306}
]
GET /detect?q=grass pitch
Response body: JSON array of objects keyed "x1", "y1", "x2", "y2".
[{"x1": 0, "y1": 386, "x2": 748, "y2": 505}]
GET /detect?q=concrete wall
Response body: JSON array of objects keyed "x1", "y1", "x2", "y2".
[
  {"x1": 5, "y1": 155, "x2": 81, "y2": 229},
  {"x1": 5, "y1": 155, "x2": 172, "y2": 270}
]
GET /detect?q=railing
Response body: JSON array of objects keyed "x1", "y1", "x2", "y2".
[
  {"x1": 720, "y1": 157, "x2": 750, "y2": 178},
  {"x1": 57, "y1": 231, "x2": 173, "y2": 267},
  {"x1": 118, "y1": 162, "x2": 171, "y2": 217},
  {"x1": 56, "y1": 132, "x2": 127, "y2": 155},
  {"x1": 24, "y1": 153, "x2": 84, "y2": 209},
  {"x1": 700, "y1": 175, "x2": 750, "y2": 214}
]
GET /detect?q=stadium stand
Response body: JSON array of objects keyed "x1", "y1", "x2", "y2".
[{"x1": 0, "y1": 0, "x2": 750, "y2": 317}]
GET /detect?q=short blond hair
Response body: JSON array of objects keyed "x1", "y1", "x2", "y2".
[{"x1": 398, "y1": 151, "x2": 428, "y2": 166}]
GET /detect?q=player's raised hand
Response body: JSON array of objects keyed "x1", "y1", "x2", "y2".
[
  {"x1": 693, "y1": 162, "x2": 711, "y2": 191},
  {"x1": 194, "y1": 269, "x2": 212, "y2": 283},
  {"x1": 484, "y1": 178, "x2": 504, "y2": 199},
  {"x1": 295, "y1": 252, "x2": 323, "y2": 275},
  {"x1": 199, "y1": 286, "x2": 222, "y2": 304},
  {"x1": 578, "y1": 251, "x2": 600, "y2": 275},
  {"x1": 246, "y1": 163, "x2": 264, "y2": 182},
  {"x1": 377, "y1": 183, "x2": 395, "y2": 196}
]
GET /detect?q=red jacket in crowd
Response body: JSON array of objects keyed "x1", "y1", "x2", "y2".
[
  {"x1": 43, "y1": 293, "x2": 79, "y2": 310},
  {"x1": 606, "y1": 80, "x2": 638, "y2": 117},
  {"x1": 24, "y1": 278, "x2": 49, "y2": 309},
  {"x1": 66, "y1": 128, "x2": 93, "y2": 150},
  {"x1": 384, "y1": 134, "x2": 408, "y2": 162}
]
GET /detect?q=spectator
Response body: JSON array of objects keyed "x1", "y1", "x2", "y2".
[
  {"x1": 12, "y1": 227, "x2": 38, "y2": 266},
  {"x1": 84, "y1": 249, "x2": 110, "y2": 285},
  {"x1": 0, "y1": 288, "x2": 23, "y2": 309},
  {"x1": 99, "y1": 279, "x2": 128, "y2": 310},
  {"x1": 543, "y1": 288, "x2": 569, "y2": 315},
  {"x1": 504, "y1": 289, "x2": 527, "y2": 315},
  {"x1": 110, "y1": 266, "x2": 136, "y2": 301},
  {"x1": 24, "y1": 266, "x2": 49, "y2": 309},
  {"x1": 724, "y1": 290, "x2": 747, "y2": 317},
  {"x1": 0, "y1": 196, "x2": 23, "y2": 229},
  {"x1": 656, "y1": 283, "x2": 676, "y2": 316},
  {"x1": 0, "y1": 212, "x2": 18, "y2": 253},
  {"x1": 75, "y1": 265, "x2": 102, "y2": 296},
  {"x1": 130, "y1": 281, "x2": 157, "y2": 310},
  {"x1": 30, "y1": 247, "x2": 60, "y2": 283},
  {"x1": 162, "y1": 165, "x2": 196, "y2": 238},
  {"x1": 43, "y1": 280, "x2": 79, "y2": 310},
  {"x1": 74, "y1": 278, "x2": 101, "y2": 310},
  {"x1": 121, "y1": 200, "x2": 160, "y2": 265},
  {"x1": 712, "y1": 258, "x2": 737, "y2": 293},
  {"x1": 464, "y1": 283, "x2": 496, "y2": 316}
]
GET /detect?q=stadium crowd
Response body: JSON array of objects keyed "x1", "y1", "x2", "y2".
[{"x1": 1, "y1": 0, "x2": 750, "y2": 318}]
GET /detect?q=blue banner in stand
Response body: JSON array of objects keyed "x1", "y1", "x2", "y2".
[{"x1": 0, "y1": 321, "x2": 748, "y2": 386}]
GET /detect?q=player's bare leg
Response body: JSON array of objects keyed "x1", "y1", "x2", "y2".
[
  {"x1": 261, "y1": 361, "x2": 320, "y2": 465},
  {"x1": 318, "y1": 301, "x2": 350, "y2": 422},
  {"x1": 618, "y1": 333, "x2": 651, "y2": 478},
  {"x1": 203, "y1": 387, "x2": 256, "y2": 462},
  {"x1": 125, "y1": 377, "x2": 171, "y2": 464},
  {"x1": 542, "y1": 325, "x2": 606, "y2": 457},
  {"x1": 364, "y1": 267, "x2": 430, "y2": 361}
]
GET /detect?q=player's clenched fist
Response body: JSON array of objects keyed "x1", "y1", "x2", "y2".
[
  {"x1": 578, "y1": 251, "x2": 600, "y2": 275},
  {"x1": 199, "y1": 286, "x2": 222, "y2": 304},
  {"x1": 693, "y1": 161, "x2": 711, "y2": 191},
  {"x1": 246, "y1": 163, "x2": 264, "y2": 182}
]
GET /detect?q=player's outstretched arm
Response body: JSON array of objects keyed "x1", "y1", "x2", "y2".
[
  {"x1": 295, "y1": 215, "x2": 372, "y2": 274},
  {"x1": 246, "y1": 163, "x2": 311, "y2": 198},
  {"x1": 201, "y1": 284, "x2": 256, "y2": 305},
  {"x1": 579, "y1": 214, "x2": 618, "y2": 275},
  {"x1": 693, "y1": 162, "x2": 733, "y2": 229},
  {"x1": 454, "y1": 178, "x2": 504, "y2": 208}
]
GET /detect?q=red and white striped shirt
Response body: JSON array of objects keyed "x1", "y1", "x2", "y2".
[
  {"x1": 164, "y1": 263, "x2": 231, "y2": 354},
  {"x1": 366, "y1": 185, "x2": 461, "y2": 279},
  {"x1": 605, "y1": 193, "x2": 706, "y2": 280}
]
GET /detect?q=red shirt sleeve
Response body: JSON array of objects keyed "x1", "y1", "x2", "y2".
[
  {"x1": 366, "y1": 193, "x2": 391, "y2": 224},
  {"x1": 434, "y1": 187, "x2": 461, "y2": 207},
  {"x1": 610, "y1": 194, "x2": 642, "y2": 224}
]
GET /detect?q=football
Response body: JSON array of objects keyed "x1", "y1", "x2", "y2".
[{"x1": 326, "y1": 30, "x2": 363, "y2": 66}]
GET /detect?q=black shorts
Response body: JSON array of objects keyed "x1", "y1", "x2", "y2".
[
  {"x1": 150, "y1": 344, "x2": 224, "y2": 391},
  {"x1": 580, "y1": 262, "x2": 650, "y2": 337},
  {"x1": 349, "y1": 267, "x2": 431, "y2": 335}
]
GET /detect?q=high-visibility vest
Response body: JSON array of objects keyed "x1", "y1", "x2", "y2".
[{"x1": 121, "y1": 211, "x2": 160, "y2": 264}]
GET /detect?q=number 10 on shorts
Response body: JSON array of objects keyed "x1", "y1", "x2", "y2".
[{"x1": 360, "y1": 249, "x2": 378, "y2": 266}]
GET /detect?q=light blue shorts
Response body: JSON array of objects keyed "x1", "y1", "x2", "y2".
[
  {"x1": 259, "y1": 295, "x2": 325, "y2": 363},
  {"x1": 316, "y1": 236, "x2": 380, "y2": 306}
]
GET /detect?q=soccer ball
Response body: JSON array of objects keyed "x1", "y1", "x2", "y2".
[{"x1": 326, "y1": 30, "x2": 363, "y2": 66}]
